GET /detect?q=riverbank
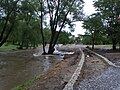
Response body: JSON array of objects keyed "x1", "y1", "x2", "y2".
[
  {"x1": 0, "y1": 46, "x2": 61, "y2": 90},
  {"x1": 12, "y1": 46, "x2": 81, "y2": 90}
]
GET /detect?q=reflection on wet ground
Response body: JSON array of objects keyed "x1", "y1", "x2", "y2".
[{"x1": 0, "y1": 50, "x2": 62, "y2": 90}]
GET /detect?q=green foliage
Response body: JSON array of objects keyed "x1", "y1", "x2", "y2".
[
  {"x1": 4, "y1": 0, "x2": 42, "y2": 49},
  {"x1": 8, "y1": 18, "x2": 41, "y2": 49},
  {"x1": 82, "y1": 13, "x2": 105, "y2": 45},
  {"x1": 58, "y1": 31, "x2": 72, "y2": 44},
  {"x1": 81, "y1": 35, "x2": 92, "y2": 45}
]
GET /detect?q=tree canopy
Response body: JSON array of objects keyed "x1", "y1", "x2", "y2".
[
  {"x1": 0, "y1": 0, "x2": 84, "y2": 53},
  {"x1": 82, "y1": 0, "x2": 120, "y2": 50},
  {"x1": 94, "y1": 0, "x2": 120, "y2": 50}
]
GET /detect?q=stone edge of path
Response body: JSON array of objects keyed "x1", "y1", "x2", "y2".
[
  {"x1": 63, "y1": 48, "x2": 85, "y2": 90},
  {"x1": 85, "y1": 48, "x2": 120, "y2": 68}
]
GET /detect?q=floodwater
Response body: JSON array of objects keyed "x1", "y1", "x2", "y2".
[{"x1": 0, "y1": 49, "x2": 63, "y2": 90}]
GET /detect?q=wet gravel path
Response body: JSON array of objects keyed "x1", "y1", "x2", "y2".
[{"x1": 76, "y1": 66, "x2": 120, "y2": 90}]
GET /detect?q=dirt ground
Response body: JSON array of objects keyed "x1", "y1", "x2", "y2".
[
  {"x1": 27, "y1": 47, "x2": 81, "y2": 90},
  {"x1": 93, "y1": 49, "x2": 120, "y2": 66}
]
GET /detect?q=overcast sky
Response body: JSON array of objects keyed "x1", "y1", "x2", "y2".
[{"x1": 72, "y1": 0, "x2": 95, "y2": 36}]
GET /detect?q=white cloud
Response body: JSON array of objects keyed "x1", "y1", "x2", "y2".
[
  {"x1": 72, "y1": 0, "x2": 95, "y2": 37},
  {"x1": 84, "y1": 0, "x2": 95, "y2": 15},
  {"x1": 72, "y1": 21, "x2": 84, "y2": 36}
]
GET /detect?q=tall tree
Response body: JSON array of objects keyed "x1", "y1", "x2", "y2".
[
  {"x1": 27, "y1": 0, "x2": 84, "y2": 54},
  {"x1": 94, "y1": 0, "x2": 120, "y2": 50},
  {"x1": 47, "y1": 0, "x2": 84, "y2": 54},
  {"x1": 82, "y1": 13, "x2": 104, "y2": 49}
]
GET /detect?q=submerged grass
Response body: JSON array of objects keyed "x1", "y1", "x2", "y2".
[{"x1": 12, "y1": 73, "x2": 45, "y2": 90}]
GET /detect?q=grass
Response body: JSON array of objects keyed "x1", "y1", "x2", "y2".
[
  {"x1": 83, "y1": 44, "x2": 120, "y2": 50},
  {"x1": 0, "y1": 44, "x2": 17, "y2": 52},
  {"x1": 94, "y1": 45, "x2": 112, "y2": 49},
  {"x1": 82, "y1": 45, "x2": 113, "y2": 49},
  {"x1": 94, "y1": 45, "x2": 120, "y2": 49}
]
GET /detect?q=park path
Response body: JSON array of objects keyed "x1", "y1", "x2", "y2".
[
  {"x1": 63, "y1": 46, "x2": 120, "y2": 90},
  {"x1": 74, "y1": 47, "x2": 120, "y2": 90},
  {"x1": 76, "y1": 66, "x2": 120, "y2": 90}
]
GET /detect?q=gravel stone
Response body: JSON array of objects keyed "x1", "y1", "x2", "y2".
[{"x1": 76, "y1": 67, "x2": 120, "y2": 90}]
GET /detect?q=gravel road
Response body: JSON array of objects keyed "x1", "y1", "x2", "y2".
[{"x1": 76, "y1": 66, "x2": 120, "y2": 90}]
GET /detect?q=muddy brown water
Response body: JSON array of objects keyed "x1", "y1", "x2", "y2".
[{"x1": 0, "y1": 50, "x2": 63, "y2": 90}]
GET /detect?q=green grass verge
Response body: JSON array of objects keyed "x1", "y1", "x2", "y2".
[
  {"x1": 11, "y1": 73, "x2": 45, "y2": 90},
  {"x1": 0, "y1": 44, "x2": 17, "y2": 52},
  {"x1": 94, "y1": 45, "x2": 112, "y2": 49}
]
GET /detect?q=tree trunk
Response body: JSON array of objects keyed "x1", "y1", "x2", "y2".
[
  {"x1": 92, "y1": 39, "x2": 94, "y2": 49},
  {"x1": 112, "y1": 38, "x2": 117, "y2": 50},
  {"x1": 45, "y1": 0, "x2": 73, "y2": 54},
  {"x1": 48, "y1": 46, "x2": 55, "y2": 54},
  {"x1": 0, "y1": 20, "x2": 15, "y2": 47},
  {"x1": 48, "y1": 31, "x2": 56, "y2": 54},
  {"x1": 112, "y1": 41, "x2": 116, "y2": 50},
  {"x1": 0, "y1": 0, "x2": 18, "y2": 47},
  {"x1": 119, "y1": 42, "x2": 120, "y2": 50},
  {"x1": 40, "y1": 0, "x2": 46, "y2": 54},
  {"x1": 92, "y1": 32, "x2": 95, "y2": 49}
]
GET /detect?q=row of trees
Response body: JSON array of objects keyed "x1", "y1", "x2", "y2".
[
  {"x1": 1, "y1": 0, "x2": 120, "y2": 52},
  {"x1": 0, "y1": 0, "x2": 84, "y2": 54},
  {"x1": 82, "y1": 0, "x2": 120, "y2": 50}
]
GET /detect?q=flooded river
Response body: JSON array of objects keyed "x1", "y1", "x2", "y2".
[{"x1": 0, "y1": 49, "x2": 62, "y2": 90}]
